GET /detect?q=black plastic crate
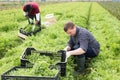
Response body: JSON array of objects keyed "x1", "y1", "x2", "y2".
[
  {"x1": 19, "y1": 27, "x2": 41, "y2": 36},
  {"x1": 20, "y1": 47, "x2": 56, "y2": 67},
  {"x1": 1, "y1": 66, "x2": 60, "y2": 80},
  {"x1": 20, "y1": 48, "x2": 67, "y2": 77},
  {"x1": 57, "y1": 50, "x2": 66, "y2": 77}
]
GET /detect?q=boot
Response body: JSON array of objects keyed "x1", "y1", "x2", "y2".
[{"x1": 74, "y1": 56, "x2": 85, "y2": 75}]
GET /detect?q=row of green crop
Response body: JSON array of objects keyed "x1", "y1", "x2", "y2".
[
  {"x1": 0, "y1": 9, "x2": 25, "y2": 58},
  {"x1": 84, "y1": 3, "x2": 120, "y2": 80},
  {"x1": 98, "y1": 2, "x2": 120, "y2": 20},
  {"x1": 0, "y1": 31, "x2": 23, "y2": 59},
  {"x1": 0, "y1": 9, "x2": 26, "y2": 31}
]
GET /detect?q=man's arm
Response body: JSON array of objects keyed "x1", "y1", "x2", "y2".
[
  {"x1": 65, "y1": 48, "x2": 85, "y2": 62},
  {"x1": 68, "y1": 48, "x2": 85, "y2": 56},
  {"x1": 35, "y1": 13, "x2": 40, "y2": 26}
]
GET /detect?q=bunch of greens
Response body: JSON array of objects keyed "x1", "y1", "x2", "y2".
[{"x1": 8, "y1": 61, "x2": 58, "y2": 77}]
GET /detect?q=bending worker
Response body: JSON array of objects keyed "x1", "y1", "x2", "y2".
[
  {"x1": 23, "y1": 2, "x2": 41, "y2": 30},
  {"x1": 64, "y1": 21, "x2": 100, "y2": 75}
]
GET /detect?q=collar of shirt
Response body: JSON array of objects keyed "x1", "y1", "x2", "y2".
[{"x1": 74, "y1": 26, "x2": 80, "y2": 37}]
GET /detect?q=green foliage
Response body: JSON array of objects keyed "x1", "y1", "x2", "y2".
[
  {"x1": 0, "y1": 9, "x2": 24, "y2": 58},
  {"x1": 32, "y1": 61, "x2": 58, "y2": 76},
  {"x1": 0, "y1": 22, "x2": 19, "y2": 32},
  {"x1": 22, "y1": 24, "x2": 40, "y2": 32},
  {"x1": 25, "y1": 51, "x2": 60, "y2": 66},
  {"x1": 0, "y1": 31, "x2": 23, "y2": 58},
  {"x1": 8, "y1": 61, "x2": 58, "y2": 77}
]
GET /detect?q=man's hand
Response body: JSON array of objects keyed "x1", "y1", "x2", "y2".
[
  {"x1": 65, "y1": 51, "x2": 71, "y2": 62},
  {"x1": 24, "y1": 12, "x2": 28, "y2": 18},
  {"x1": 35, "y1": 21, "x2": 39, "y2": 26},
  {"x1": 25, "y1": 15, "x2": 29, "y2": 19},
  {"x1": 64, "y1": 46, "x2": 71, "y2": 51}
]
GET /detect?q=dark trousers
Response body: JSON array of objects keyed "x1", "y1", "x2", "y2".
[{"x1": 28, "y1": 15, "x2": 41, "y2": 27}]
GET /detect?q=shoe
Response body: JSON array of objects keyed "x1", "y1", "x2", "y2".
[{"x1": 74, "y1": 64, "x2": 85, "y2": 76}]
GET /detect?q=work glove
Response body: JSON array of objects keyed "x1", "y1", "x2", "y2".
[
  {"x1": 65, "y1": 52, "x2": 71, "y2": 62},
  {"x1": 35, "y1": 21, "x2": 39, "y2": 26}
]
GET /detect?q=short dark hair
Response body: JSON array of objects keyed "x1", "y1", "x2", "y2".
[
  {"x1": 64, "y1": 22, "x2": 75, "y2": 32},
  {"x1": 24, "y1": 4, "x2": 32, "y2": 12}
]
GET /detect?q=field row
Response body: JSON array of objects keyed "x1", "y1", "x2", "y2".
[{"x1": 98, "y1": 2, "x2": 120, "y2": 20}]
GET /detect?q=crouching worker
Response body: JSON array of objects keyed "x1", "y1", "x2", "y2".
[
  {"x1": 23, "y1": 2, "x2": 41, "y2": 34},
  {"x1": 63, "y1": 21, "x2": 100, "y2": 75}
]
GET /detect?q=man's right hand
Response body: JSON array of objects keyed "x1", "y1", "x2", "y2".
[
  {"x1": 25, "y1": 15, "x2": 29, "y2": 19},
  {"x1": 24, "y1": 12, "x2": 28, "y2": 17},
  {"x1": 66, "y1": 52, "x2": 71, "y2": 59},
  {"x1": 65, "y1": 51, "x2": 71, "y2": 62}
]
